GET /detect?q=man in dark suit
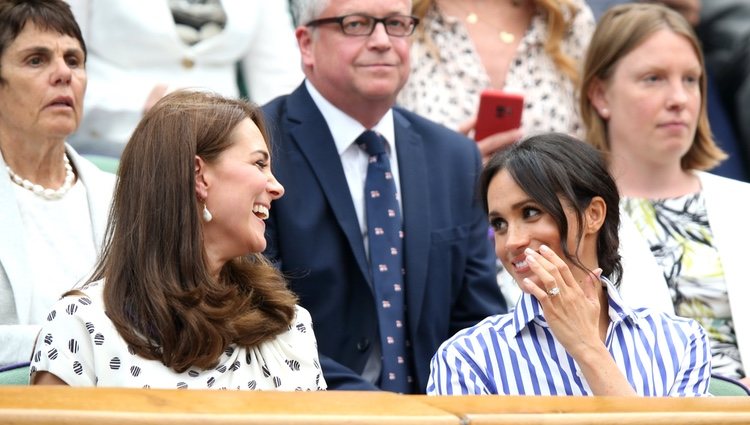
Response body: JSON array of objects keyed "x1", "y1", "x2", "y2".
[{"x1": 262, "y1": 0, "x2": 506, "y2": 393}]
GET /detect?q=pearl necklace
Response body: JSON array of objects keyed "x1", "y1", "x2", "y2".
[{"x1": 6, "y1": 154, "x2": 75, "y2": 200}]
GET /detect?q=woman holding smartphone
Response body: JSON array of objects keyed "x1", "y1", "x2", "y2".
[{"x1": 398, "y1": 0, "x2": 594, "y2": 160}]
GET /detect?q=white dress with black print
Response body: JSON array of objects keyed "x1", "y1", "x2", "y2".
[{"x1": 30, "y1": 283, "x2": 326, "y2": 390}]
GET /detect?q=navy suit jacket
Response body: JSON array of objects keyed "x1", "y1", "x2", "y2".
[{"x1": 262, "y1": 83, "x2": 506, "y2": 393}]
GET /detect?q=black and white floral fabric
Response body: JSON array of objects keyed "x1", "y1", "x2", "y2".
[
  {"x1": 397, "y1": 0, "x2": 594, "y2": 138},
  {"x1": 30, "y1": 282, "x2": 326, "y2": 390},
  {"x1": 623, "y1": 193, "x2": 744, "y2": 379}
]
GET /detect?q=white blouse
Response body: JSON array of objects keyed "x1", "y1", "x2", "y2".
[
  {"x1": 31, "y1": 283, "x2": 326, "y2": 390},
  {"x1": 11, "y1": 181, "x2": 96, "y2": 325}
]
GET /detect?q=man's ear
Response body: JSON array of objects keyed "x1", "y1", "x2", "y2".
[
  {"x1": 195, "y1": 155, "x2": 209, "y2": 201},
  {"x1": 584, "y1": 196, "x2": 607, "y2": 235},
  {"x1": 588, "y1": 78, "x2": 611, "y2": 120},
  {"x1": 297, "y1": 26, "x2": 315, "y2": 70}
]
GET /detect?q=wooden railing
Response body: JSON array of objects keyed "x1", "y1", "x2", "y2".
[
  {"x1": 417, "y1": 394, "x2": 750, "y2": 424},
  {"x1": 1, "y1": 386, "x2": 750, "y2": 424}
]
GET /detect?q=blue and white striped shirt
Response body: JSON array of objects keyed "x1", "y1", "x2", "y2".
[{"x1": 427, "y1": 278, "x2": 711, "y2": 396}]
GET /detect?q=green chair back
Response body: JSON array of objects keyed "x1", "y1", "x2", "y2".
[
  {"x1": 709, "y1": 374, "x2": 750, "y2": 396},
  {"x1": 83, "y1": 154, "x2": 120, "y2": 174},
  {"x1": 0, "y1": 363, "x2": 30, "y2": 385}
]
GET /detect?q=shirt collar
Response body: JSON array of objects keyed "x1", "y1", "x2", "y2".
[
  {"x1": 511, "y1": 276, "x2": 641, "y2": 336},
  {"x1": 305, "y1": 79, "x2": 396, "y2": 156}
]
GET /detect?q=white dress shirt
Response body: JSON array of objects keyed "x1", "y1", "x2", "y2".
[
  {"x1": 305, "y1": 81, "x2": 402, "y2": 257},
  {"x1": 305, "y1": 80, "x2": 403, "y2": 385}
]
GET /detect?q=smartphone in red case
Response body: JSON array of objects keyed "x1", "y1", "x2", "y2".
[{"x1": 474, "y1": 90, "x2": 524, "y2": 141}]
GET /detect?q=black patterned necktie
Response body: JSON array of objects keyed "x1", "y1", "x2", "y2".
[{"x1": 355, "y1": 130, "x2": 413, "y2": 393}]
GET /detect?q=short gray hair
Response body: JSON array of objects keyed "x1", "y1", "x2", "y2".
[{"x1": 290, "y1": 0, "x2": 330, "y2": 26}]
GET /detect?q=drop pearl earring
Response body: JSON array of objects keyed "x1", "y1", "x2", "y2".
[{"x1": 202, "y1": 203, "x2": 213, "y2": 222}]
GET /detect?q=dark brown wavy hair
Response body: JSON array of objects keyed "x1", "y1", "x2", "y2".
[
  {"x1": 89, "y1": 90, "x2": 297, "y2": 373},
  {"x1": 479, "y1": 133, "x2": 623, "y2": 286}
]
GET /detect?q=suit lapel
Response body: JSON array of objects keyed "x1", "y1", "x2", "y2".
[
  {"x1": 0, "y1": 152, "x2": 33, "y2": 324},
  {"x1": 189, "y1": 2, "x2": 241, "y2": 55},
  {"x1": 393, "y1": 111, "x2": 430, "y2": 337},
  {"x1": 285, "y1": 86, "x2": 370, "y2": 284}
]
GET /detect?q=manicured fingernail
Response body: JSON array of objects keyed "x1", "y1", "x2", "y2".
[{"x1": 539, "y1": 245, "x2": 551, "y2": 253}]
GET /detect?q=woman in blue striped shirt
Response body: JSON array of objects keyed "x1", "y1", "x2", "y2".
[{"x1": 428, "y1": 133, "x2": 711, "y2": 396}]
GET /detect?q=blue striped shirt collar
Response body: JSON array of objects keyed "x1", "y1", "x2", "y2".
[{"x1": 511, "y1": 276, "x2": 641, "y2": 337}]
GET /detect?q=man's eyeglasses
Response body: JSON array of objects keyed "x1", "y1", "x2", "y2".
[{"x1": 305, "y1": 14, "x2": 420, "y2": 37}]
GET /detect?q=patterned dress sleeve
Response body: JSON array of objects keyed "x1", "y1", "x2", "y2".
[
  {"x1": 564, "y1": 0, "x2": 596, "y2": 139},
  {"x1": 30, "y1": 293, "x2": 99, "y2": 386},
  {"x1": 290, "y1": 306, "x2": 327, "y2": 390},
  {"x1": 565, "y1": 0, "x2": 596, "y2": 62}
]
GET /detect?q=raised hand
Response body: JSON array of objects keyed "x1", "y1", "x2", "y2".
[
  {"x1": 518, "y1": 245, "x2": 637, "y2": 396},
  {"x1": 517, "y1": 245, "x2": 603, "y2": 358}
]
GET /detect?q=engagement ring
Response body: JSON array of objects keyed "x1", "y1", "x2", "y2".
[{"x1": 547, "y1": 287, "x2": 560, "y2": 297}]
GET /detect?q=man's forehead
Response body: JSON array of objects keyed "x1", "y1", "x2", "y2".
[{"x1": 325, "y1": 0, "x2": 412, "y2": 15}]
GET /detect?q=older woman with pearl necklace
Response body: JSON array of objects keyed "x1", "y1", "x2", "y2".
[{"x1": 0, "y1": 0, "x2": 114, "y2": 367}]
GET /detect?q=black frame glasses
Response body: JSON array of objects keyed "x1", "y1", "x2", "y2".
[{"x1": 305, "y1": 14, "x2": 420, "y2": 37}]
